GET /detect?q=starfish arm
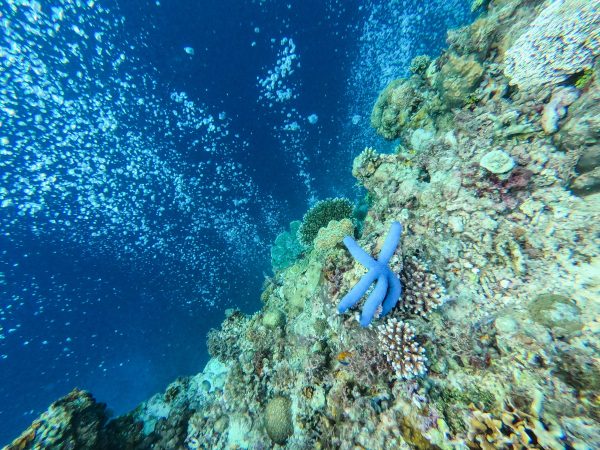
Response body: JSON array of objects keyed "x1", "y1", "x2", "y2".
[
  {"x1": 338, "y1": 268, "x2": 378, "y2": 313},
  {"x1": 343, "y1": 236, "x2": 376, "y2": 268},
  {"x1": 380, "y1": 270, "x2": 402, "y2": 317},
  {"x1": 378, "y1": 221, "x2": 403, "y2": 263},
  {"x1": 360, "y1": 274, "x2": 388, "y2": 327}
]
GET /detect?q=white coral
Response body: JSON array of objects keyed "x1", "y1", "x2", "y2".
[
  {"x1": 377, "y1": 318, "x2": 427, "y2": 379},
  {"x1": 504, "y1": 0, "x2": 600, "y2": 90}
]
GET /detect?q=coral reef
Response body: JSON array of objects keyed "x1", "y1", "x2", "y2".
[
  {"x1": 9, "y1": 1, "x2": 600, "y2": 449},
  {"x1": 297, "y1": 197, "x2": 354, "y2": 246},
  {"x1": 271, "y1": 220, "x2": 305, "y2": 272},
  {"x1": 504, "y1": 0, "x2": 600, "y2": 90},
  {"x1": 338, "y1": 221, "x2": 403, "y2": 326}
]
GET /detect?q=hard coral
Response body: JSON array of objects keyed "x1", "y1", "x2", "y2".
[
  {"x1": 371, "y1": 78, "x2": 428, "y2": 140},
  {"x1": 207, "y1": 309, "x2": 250, "y2": 362},
  {"x1": 504, "y1": 0, "x2": 600, "y2": 90},
  {"x1": 264, "y1": 396, "x2": 293, "y2": 445},
  {"x1": 313, "y1": 218, "x2": 354, "y2": 256},
  {"x1": 409, "y1": 55, "x2": 432, "y2": 76},
  {"x1": 297, "y1": 198, "x2": 353, "y2": 246},
  {"x1": 377, "y1": 318, "x2": 427, "y2": 379},
  {"x1": 400, "y1": 256, "x2": 446, "y2": 318}
]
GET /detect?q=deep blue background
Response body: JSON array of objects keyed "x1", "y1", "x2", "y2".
[{"x1": 0, "y1": 0, "x2": 472, "y2": 444}]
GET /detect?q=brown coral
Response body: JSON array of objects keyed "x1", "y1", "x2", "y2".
[
  {"x1": 467, "y1": 403, "x2": 567, "y2": 450},
  {"x1": 207, "y1": 309, "x2": 250, "y2": 362},
  {"x1": 400, "y1": 256, "x2": 446, "y2": 317},
  {"x1": 377, "y1": 318, "x2": 427, "y2": 379}
]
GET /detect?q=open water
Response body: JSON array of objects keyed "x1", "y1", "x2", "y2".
[{"x1": 0, "y1": 0, "x2": 472, "y2": 443}]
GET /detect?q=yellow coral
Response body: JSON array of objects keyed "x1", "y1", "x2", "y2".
[
  {"x1": 313, "y1": 219, "x2": 354, "y2": 254},
  {"x1": 467, "y1": 403, "x2": 566, "y2": 450}
]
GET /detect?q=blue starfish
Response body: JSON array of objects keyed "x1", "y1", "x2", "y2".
[{"x1": 338, "y1": 221, "x2": 403, "y2": 327}]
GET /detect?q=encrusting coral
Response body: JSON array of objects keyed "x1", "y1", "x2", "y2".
[{"x1": 10, "y1": 0, "x2": 600, "y2": 448}]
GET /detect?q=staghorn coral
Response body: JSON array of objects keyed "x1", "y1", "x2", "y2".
[
  {"x1": 400, "y1": 256, "x2": 446, "y2": 317},
  {"x1": 504, "y1": 0, "x2": 600, "y2": 90},
  {"x1": 377, "y1": 318, "x2": 427, "y2": 379}
]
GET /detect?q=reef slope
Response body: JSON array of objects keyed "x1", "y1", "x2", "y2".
[{"x1": 6, "y1": 0, "x2": 599, "y2": 449}]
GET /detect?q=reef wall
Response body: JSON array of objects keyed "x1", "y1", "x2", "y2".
[{"x1": 6, "y1": 0, "x2": 599, "y2": 449}]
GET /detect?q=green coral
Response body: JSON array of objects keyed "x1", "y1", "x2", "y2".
[
  {"x1": 297, "y1": 198, "x2": 353, "y2": 246},
  {"x1": 409, "y1": 55, "x2": 432, "y2": 76},
  {"x1": 264, "y1": 396, "x2": 293, "y2": 444},
  {"x1": 574, "y1": 68, "x2": 594, "y2": 89},
  {"x1": 271, "y1": 220, "x2": 305, "y2": 272}
]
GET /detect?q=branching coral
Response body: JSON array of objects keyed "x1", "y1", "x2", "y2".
[
  {"x1": 400, "y1": 256, "x2": 446, "y2": 317},
  {"x1": 376, "y1": 318, "x2": 427, "y2": 379}
]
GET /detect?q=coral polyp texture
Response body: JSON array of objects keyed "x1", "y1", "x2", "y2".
[
  {"x1": 377, "y1": 318, "x2": 427, "y2": 379},
  {"x1": 338, "y1": 221, "x2": 403, "y2": 326},
  {"x1": 297, "y1": 197, "x2": 354, "y2": 246},
  {"x1": 400, "y1": 256, "x2": 446, "y2": 317},
  {"x1": 9, "y1": 0, "x2": 600, "y2": 449},
  {"x1": 503, "y1": 0, "x2": 600, "y2": 90}
]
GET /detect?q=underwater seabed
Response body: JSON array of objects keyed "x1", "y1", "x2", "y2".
[{"x1": 6, "y1": 0, "x2": 600, "y2": 448}]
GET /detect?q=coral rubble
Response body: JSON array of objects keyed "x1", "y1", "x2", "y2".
[{"x1": 8, "y1": 0, "x2": 599, "y2": 449}]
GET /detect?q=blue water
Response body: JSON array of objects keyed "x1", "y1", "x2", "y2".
[{"x1": 0, "y1": 0, "x2": 471, "y2": 443}]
